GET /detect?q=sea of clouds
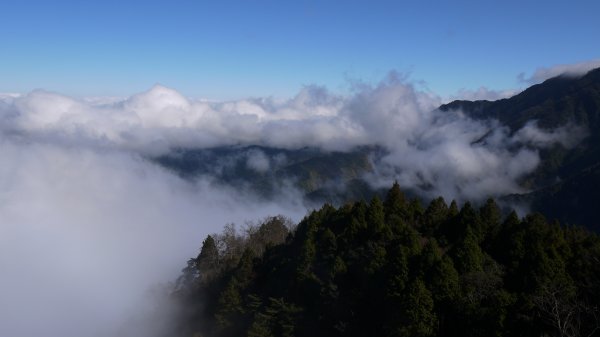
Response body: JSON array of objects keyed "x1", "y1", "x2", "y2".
[{"x1": 0, "y1": 70, "x2": 588, "y2": 337}]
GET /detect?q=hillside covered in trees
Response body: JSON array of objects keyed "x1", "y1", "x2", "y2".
[{"x1": 170, "y1": 183, "x2": 600, "y2": 337}]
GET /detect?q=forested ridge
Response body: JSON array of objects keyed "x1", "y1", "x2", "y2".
[
  {"x1": 171, "y1": 183, "x2": 600, "y2": 337},
  {"x1": 441, "y1": 68, "x2": 600, "y2": 231}
]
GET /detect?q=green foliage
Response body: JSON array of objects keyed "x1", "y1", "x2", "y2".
[
  {"x1": 422, "y1": 197, "x2": 448, "y2": 235},
  {"x1": 384, "y1": 181, "x2": 407, "y2": 220},
  {"x1": 480, "y1": 198, "x2": 502, "y2": 246},
  {"x1": 173, "y1": 182, "x2": 600, "y2": 337},
  {"x1": 367, "y1": 195, "x2": 387, "y2": 238},
  {"x1": 196, "y1": 235, "x2": 220, "y2": 282},
  {"x1": 388, "y1": 278, "x2": 437, "y2": 337},
  {"x1": 450, "y1": 227, "x2": 485, "y2": 274},
  {"x1": 247, "y1": 298, "x2": 302, "y2": 337}
]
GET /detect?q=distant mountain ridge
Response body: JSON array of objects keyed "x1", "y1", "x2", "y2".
[
  {"x1": 154, "y1": 145, "x2": 379, "y2": 203},
  {"x1": 441, "y1": 68, "x2": 600, "y2": 231},
  {"x1": 440, "y1": 68, "x2": 600, "y2": 131}
]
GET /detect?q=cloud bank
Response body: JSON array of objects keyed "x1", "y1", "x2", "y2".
[
  {"x1": 0, "y1": 136, "x2": 307, "y2": 337},
  {"x1": 0, "y1": 75, "x2": 583, "y2": 202},
  {"x1": 0, "y1": 72, "x2": 586, "y2": 336}
]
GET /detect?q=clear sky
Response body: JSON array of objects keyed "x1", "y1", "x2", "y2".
[{"x1": 1, "y1": 0, "x2": 599, "y2": 99}]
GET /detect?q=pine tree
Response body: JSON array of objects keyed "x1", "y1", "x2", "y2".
[
  {"x1": 393, "y1": 279, "x2": 437, "y2": 337},
  {"x1": 479, "y1": 198, "x2": 502, "y2": 246},
  {"x1": 384, "y1": 181, "x2": 407, "y2": 220},
  {"x1": 422, "y1": 197, "x2": 448, "y2": 236},
  {"x1": 196, "y1": 235, "x2": 220, "y2": 281},
  {"x1": 448, "y1": 200, "x2": 459, "y2": 217},
  {"x1": 367, "y1": 195, "x2": 386, "y2": 234},
  {"x1": 450, "y1": 227, "x2": 485, "y2": 274}
]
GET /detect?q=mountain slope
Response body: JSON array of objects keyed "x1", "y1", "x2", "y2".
[
  {"x1": 440, "y1": 68, "x2": 600, "y2": 131},
  {"x1": 171, "y1": 183, "x2": 600, "y2": 337},
  {"x1": 154, "y1": 145, "x2": 377, "y2": 202},
  {"x1": 441, "y1": 68, "x2": 600, "y2": 230}
]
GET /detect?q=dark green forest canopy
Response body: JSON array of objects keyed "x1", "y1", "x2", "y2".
[{"x1": 171, "y1": 183, "x2": 600, "y2": 337}]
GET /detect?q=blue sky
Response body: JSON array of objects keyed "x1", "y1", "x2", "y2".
[{"x1": 1, "y1": 0, "x2": 599, "y2": 99}]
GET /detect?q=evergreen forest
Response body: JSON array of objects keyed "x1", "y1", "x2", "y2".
[{"x1": 170, "y1": 183, "x2": 600, "y2": 337}]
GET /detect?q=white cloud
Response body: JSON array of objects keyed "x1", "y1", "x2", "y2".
[
  {"x1": 246, "y1": 148, "x2": 271, "y2": 173},
  {"x1": 365, "y1": 116, "x2": 543, "y2": 201},
  {"x1": 519, "y1": 58, "x2": 600, "y2": 84},
  {"x1": 0, "y1": 73, "x2": 589, "y2": 336},
  {"x1": 512, "y1": 120, "x2": 588, "y2": 149},
  {"x1": 0, "y1": 140, "x2": 306, "y2": 337},
  {"x1": 0, "y1": 92, "x2": 21, "y2": 100},
  {"x1": 0, "y1": 75, "x2": 585, "y2": 204}
]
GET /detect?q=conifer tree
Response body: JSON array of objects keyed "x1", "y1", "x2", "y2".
[
  {"x1": 384, "y1": 181, "x2": 407, "y2": 220},
  {"x1": 450, "y1": 227, "x2": 485, "y2": 274},
  {"x1": 367, "y1": 195, "x2": 386, "y2": 234},
  {"x1": 196, "y1": 235, "x2": 220, "y2": 281},
  {"x1": 395, "y1": 279, "x2": 437, "y2": 337}
]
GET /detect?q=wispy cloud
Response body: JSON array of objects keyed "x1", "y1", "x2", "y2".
[{"x1": 519, "y1": 58, "x2": 600, "y2": 84}]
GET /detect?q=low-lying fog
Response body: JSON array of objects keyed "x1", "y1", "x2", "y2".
[{"x1": 0, "y1": 73, "x2": 585, "y2": 336}]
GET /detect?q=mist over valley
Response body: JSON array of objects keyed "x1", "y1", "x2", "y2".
[{"x1": 1, "y1": 66, "x2": 600, "y2": 336}]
